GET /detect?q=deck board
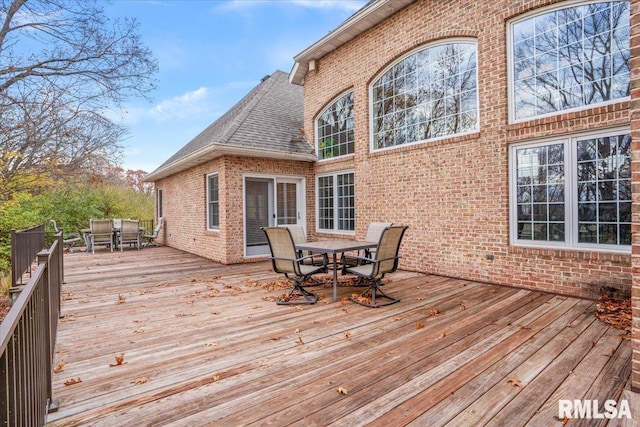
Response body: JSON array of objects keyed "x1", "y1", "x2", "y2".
[{"x1": 47, "y1": 246, "x2": 633, "y2": 426}]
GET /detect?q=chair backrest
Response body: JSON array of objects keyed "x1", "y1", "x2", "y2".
[
  {"x1": 365, "y1": 222, "x2": 393, "y2": 243},
  {"x1": 120, "y1": 219, "x2": 140, "y2": 238},
  {"x1": 151, "y1": 218, "x2": 164, "y2": 237},
  {"x1": 372, "y1": 225, "x2": 408, "y2": 276},
  {"x1": 262, "y1": 227, "x2": 301, "y2": 276},
  {"x1": 90, "y1": 219, "x2": 113, "y2": 242},
  {"x1": 281, "y1": 224, "x2": 306, "y2": 245}
]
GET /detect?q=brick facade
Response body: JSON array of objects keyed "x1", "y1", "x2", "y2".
[{"x1": 302, "y1": 0, "x2": 634, "y2": 301}]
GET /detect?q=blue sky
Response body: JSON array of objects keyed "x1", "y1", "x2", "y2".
[{"x1": 103, "y1": 0, "x2": 366, "y2": 172}]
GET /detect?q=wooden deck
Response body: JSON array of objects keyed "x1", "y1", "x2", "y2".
[{"x1": 47, "y1": 246, "x2": 632, "y2": 426}]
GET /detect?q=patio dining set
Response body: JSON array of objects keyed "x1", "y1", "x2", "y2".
[
  {"x1": 82, "y1": 218, "x2": 162, "y2": 254},
  {"x1": 262, "y1": 223, "x2": 408, "y2": 308}
]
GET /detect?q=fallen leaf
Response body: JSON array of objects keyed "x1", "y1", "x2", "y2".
[
  {"x1": 116, "y1": 294, "x2": 126, "y2": 304},
  {"x1": 132, "y1": 376, "x2": 149, "y2": 384},
  {"x1": 519, "y1": 325, "x2": 531, "y2": 330},
  {"x1": 507, "y1": 377, "x2": 523, "y2": 387},
  {"x1": 344, "y1": 332, "x2": 352, "y2": 339},
  {"x1": 53, "y1": 360, "x2": 66, "y2": 374},
  {"x1": 416, "y1": 322, "x2": 425, "y2": 330},
  {"x1": 64, "y1": 377, "x2": 82, "y2": 386},
  {"x1": 297, "y1": 336, "x2": 304, "y2": 345},
  {"x1": 206, "y1": 342, "x2": 219, "y2": 347},
  {"x1": 337, "y1": 386, "x2": 349, "y2": 395},
  {"x1": 109, "y1": 353, "x2": 126, "y2": 367},
  {"x1": 295, "y1": 328, "x2": 301, "y2": 333},
  {"x1": 429, "y1": 308, "x2": 439, "y2": 316},
  {"x1": 438, "y1": 331, "x2": 446, "y2": 339}
]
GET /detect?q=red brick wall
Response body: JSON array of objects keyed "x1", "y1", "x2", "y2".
[
  {"x1": 302, "y1": 0, "x2": 634, "y2": 300},
  {"x1": 155, "y1": 156, "x2": 314, "y2": 264}
]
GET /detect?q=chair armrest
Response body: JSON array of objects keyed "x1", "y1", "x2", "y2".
[{"x1": 341, "y1": 254, "x2": 376, "y2": 264}]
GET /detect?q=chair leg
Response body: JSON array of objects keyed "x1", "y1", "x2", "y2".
[
  {"x1": 350, "y1": 279, "x2": 399, "y2": 308},
  {"x1": 277, "y1": 280, "x2": 318, "y2": 305}
]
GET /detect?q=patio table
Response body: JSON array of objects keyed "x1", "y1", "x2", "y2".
[{"x1": 295, "y1": 240, "x2": 376, "y2": 302}]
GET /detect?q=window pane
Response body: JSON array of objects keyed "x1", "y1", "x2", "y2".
[
  {"x1": 318, "y1": 176, "x2": 334, "y2": 230},
  {"x1": 372, "y1": 42, "x2": 478, "y2": 149},
  {"x1": 515, "y1": 143, "x2": 565, "y2": 242},
  {"x1": 576, "y1": 132, "x2": 631, "y2": 245},
  {"x1": 208, "y1": 175, "x2": 219, "y2": 228},
  {"x1": 317, "y1": 92, "x2": 355, "y2": 160},
  {"x1": 512, "y1": 1, "x2": 630, "y2": 120},
  {"x1": 317, "y1": 173, "x2": 355, "y2": 232}
]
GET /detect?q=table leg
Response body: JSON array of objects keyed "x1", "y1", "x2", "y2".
[{"x1": 332, "y1": 253, "x2": 338, "y2": 302}]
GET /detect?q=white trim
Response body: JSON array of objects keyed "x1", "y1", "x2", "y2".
[
  {"x1": 368, "y1": 38, "x2": 479, "y2": 153},
  {"x1": 315, "y1": 169, "x2": 356, "y2": 235},
  {"x1": 506, "y1": 0, "x2": 631, "y2": 124},
  {"x1": 509, "y1": 126, "x2": 631, "y2": 254}
]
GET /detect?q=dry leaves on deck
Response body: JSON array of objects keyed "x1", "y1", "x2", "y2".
[
  {"x1": 64, "y1": 377, "x2": 82, "y2": 386},
  {"x1": 109, "y1": 353, "x2": 126, "y2": 367},
  {"x1": 507, "y1": 377, "x2": 523, "y2": 387},
  {"x1": 594, "y1": 296, "x2": 631, "y2": 334},
  {"x1": 53, "y1": 360, "x2": 66, "y2": 373}
]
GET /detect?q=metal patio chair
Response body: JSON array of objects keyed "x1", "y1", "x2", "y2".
[
  {"x1": 341, "y1": 221, "x2": 393, "y2": 271},
  {"x1": 89, "y1": 219, "x2": 113, "y2": 254},
  {"x1": 262, "y1": 226, "x2": 328, "y2": 305},
  {"x1": 118, "y1": 219, "x2": 141, "y2": 251},
  {"x1": 142, "y1": 218, "x2": 163, "y2": 247},
  {"x1": 343, "y1": 225, "x2": 408, "y2": 307},
  {"x1": 280, "y1": 224, "x2": 327, "y2": 267}
]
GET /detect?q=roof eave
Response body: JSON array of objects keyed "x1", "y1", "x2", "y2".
[
  {"x1": 289, "y1": 0, "x2": 415, "y2": 85},
  {"x1": 144, "y1": 144, "x2": 317, "y2": 182}
]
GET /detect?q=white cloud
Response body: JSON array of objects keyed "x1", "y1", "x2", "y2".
[{"x1": 149, "y1": 87, "x2": 209, "y2": 120}]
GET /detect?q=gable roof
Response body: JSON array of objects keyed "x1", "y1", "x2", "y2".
[
  {"x1": 145, "y1": 70, "x2": 315, "y2": 182},
  {"x1": 290, "y1": 0, "x2": 415, "y2": 86}
]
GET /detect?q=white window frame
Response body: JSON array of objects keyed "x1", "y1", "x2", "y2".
[
  {"x1": 507, "y1": 0, "x2": 631, "y2": 123},
  {"x1": 315, "y1": 90, "x2": 355, "y2": 161},
  {"x1": 316, "y1": 170, "x2": 355, "y2": 235},
  {"x1": 207, "y1": 173, "x2": 219, "y2": 231},
  {"x1": 369, "y1": 38, "x2": 479, "y2": 153},
  {"x1": 509, "y1": 126, "x2": 631, "y2": 253}
]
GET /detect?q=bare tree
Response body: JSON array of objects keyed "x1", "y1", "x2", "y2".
[{"x1": 0, "y1": 0, "x2": 157, "y2": 198}]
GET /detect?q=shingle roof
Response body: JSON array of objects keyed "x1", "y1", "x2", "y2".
[{"x1": 145, "y1": 70, "x2": 315, "y2": 181}]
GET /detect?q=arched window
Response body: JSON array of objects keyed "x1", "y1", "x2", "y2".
[
  {"x1": 370, "y1": 41, "x2": 478, "y2": 150},
  {"x1": 509, "y1": 1, "x2": 630, "y2": 121},
  {"x1": 316, "y1": 91, "x2": 354, "y2": 160}
]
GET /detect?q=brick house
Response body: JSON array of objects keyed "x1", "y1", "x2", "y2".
[{"x1": 147, "y1": 0, "x2": 640, "y2": 390}]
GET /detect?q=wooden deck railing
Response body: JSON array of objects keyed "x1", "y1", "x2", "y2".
[{"x1": 1, "y1": 231, "x2": 63, "y2": 426}]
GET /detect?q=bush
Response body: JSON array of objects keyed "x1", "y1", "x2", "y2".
[{"x1": 0, "y1": 183, "x2": 155, "y2": 293}]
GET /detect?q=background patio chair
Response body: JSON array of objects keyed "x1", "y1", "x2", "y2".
[
  {"x1": 90, "y1": 219, "x2": 113, "y2": 254},
  {"x1": 118, "y1": 219, "x2": 141, "y2": 251},
  {"x1": 49, "y1": 220, "x2": 82, "y2": 252},
  {"x1": 280, "y1": 224, "x2": 327, "y2": 266},
  {"x1": 342, "y1": 221, "x2": 393, "y2": 271},
  {"x1": 143, "y1": 218, "x2": 163, "y2": 247},
  {"x1": 262, "y1": 226, "x2": 328, "y2": 305},
  {"x1": 343, "y1": 225, "x2": 408, "y2": 307}
]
